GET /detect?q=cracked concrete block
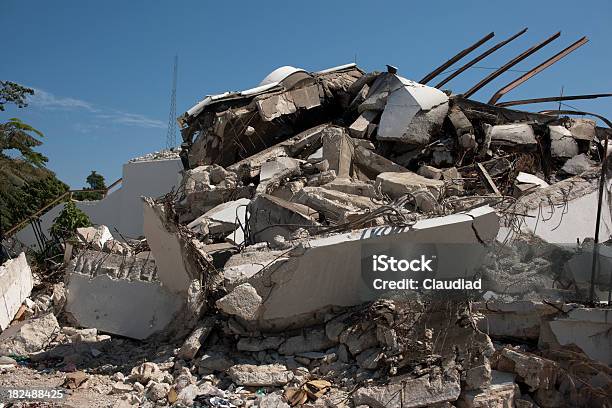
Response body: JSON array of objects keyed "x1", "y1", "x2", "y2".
[
  {"x1": 0, "y1": 313, "x2": 58, "y2": 355},
  {"x1": 143, "y1": 198, "x2": 199, "y2": 294},
  {"x1": 322, "y1": 127, "x2": 353, "y2": 178},
  {"x1": 448, "y1": 104, "x2": 473, "y2": 136},
  {"x1": 494, "y1": 348, "x2": 556, "y2": 392},
  {"x1": 375, "y1": 171, "x2": 445, "y2": 200},
  {"x1": 502, "y1": 168, "x2": 612, "y2": 243},
  {"x1": 216, "y1": 283, "x2": 262, "y2": 321},
  {"x1": 76, "y1": 225, "x2": 113, "y2": 250},
  {"x1": 237, "y1": 336, "x2": 284, "y2": 352},
  {"x1": 0, "y1": 253, "x2": 33, "y2": 331},
  {"x1": 353, "y1": 144, "x2": 408, "y2": 178},
  {"x1": 349, "y1": 110, "x2": 378, "y2": 138},
  {"x1": 417, "y1": 165, "x2": 443, "y2": 180},
  {"x1": 278, "y1": 329, "x2": 336, "y2": 355},
  {"x1": 568, "y1": 118, "x2": 596, "y2": 141},
  {"x1": 561, "y1": 153, "x2": 595, "y2": 175},
  {"x1": 489, "y1": 124, "x2": 537, "y2": 147},
  {"x1": 473, "y1": 301, "x2": 560, "y2": 341},
  {"x1": 293, "y1": 186, "x2": 377, "y2": 223},
  {"x1": 260, "y1": 157, "x2": 301, "y2": 182},
  {"x1": 549, "y1": 125, "x2": 579, "y2": 159},
  {"x1": 458, "y1": 370, "x2": 518, "y2": 408},
  {"x1": 248, "y1": 194, "x2": 318, "y2": 243},
  {"x1": 66, "y1": 251, "x2": 184, "y2": 340},
  {"x1": 321, "y1": 178, "x2": 376, "y2": 198},
  {"x1": 187, "y1": 198, "x2": 250, "y2": 243},
  {"x1": 539, "y1": 307, "x2": 612, "y2": 365},
  {"x1": 376, "y1": 74, "x2": 449, "y2": 144},
  {"x1": 353, "y1": 371, "x2": 461, "y2": 408},
  {"x1": 256, "y1": 85, "x2": 320, "y2": 121},
  {"x1": 228, "y1": 364, "x2": 294, "y2": 387},
  {"x1": 290, "y1": 85, "x2": 320, "y2": 109}
]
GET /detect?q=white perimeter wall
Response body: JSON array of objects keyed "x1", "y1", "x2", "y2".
[{"x1": 15, "y1": 158, "x2": 183, "y2": 247}]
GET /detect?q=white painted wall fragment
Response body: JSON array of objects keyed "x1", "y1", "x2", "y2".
[
  {"x1": 15, "y1": 157, "x2": 183, "y2": 247},
  {"x1": 0, "y1": 253, "x2": 33, "y2": 331}
]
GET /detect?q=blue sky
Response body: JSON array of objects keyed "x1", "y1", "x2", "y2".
[{"x1": 2, "y1": 0, "x2": 611, "y2": 187}]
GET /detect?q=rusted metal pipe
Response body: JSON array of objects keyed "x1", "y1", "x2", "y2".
[
  {"x1": 541, "y1": 109, "x2": 610, "y2": 304},
  {"x1": 496, "y1": 93, "x2": 612, "y2": 107},
  {"x1": 419, "y1": 32, "x2": 495, "y2": 85},
  {"x1": 435, "y1": 28, "x2": 528, "y2": 89},
  {"x1": 463, "y1": 32, "x2": 560, "y2": 99},
  {"x1": 489, "y1": 37, "x2": 588, "y2": 105}
]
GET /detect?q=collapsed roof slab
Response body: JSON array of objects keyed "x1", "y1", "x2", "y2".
[{"x1": 219, "y1": 206, "x2": 499, "y2": 331}]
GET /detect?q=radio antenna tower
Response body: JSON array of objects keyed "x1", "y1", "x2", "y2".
[{"x1": 165, "y1": 55, "x2": 178, "y2": 150}]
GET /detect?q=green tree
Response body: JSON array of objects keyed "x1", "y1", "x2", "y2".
[
  {"x1": 50, "y1": 201, "x2": 91, "y2": 241},
  {"x1": 0, "y1": 81, "x2": 68, "y2": 233},
  {"x1": 0, "y1": 81, "x2": 34, "y2": 111},
  {"x1": 73, "y1": 171, "x2": 107, "y2": 201}
]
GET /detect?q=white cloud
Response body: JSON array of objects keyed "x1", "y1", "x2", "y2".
[
  {"x1": 98, "y1": 111, "x2": 165, "y2": 129},
  {"x1": 30, "y1": 88, "x2": 96, "y2": 112},
  {"x1": 29, "y1": 88, "x2": 165, "y2": 130}
]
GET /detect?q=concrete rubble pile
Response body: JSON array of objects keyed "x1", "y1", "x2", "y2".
[{"x1": 1, "y1": 63, "x2": 611, "y2": 407}]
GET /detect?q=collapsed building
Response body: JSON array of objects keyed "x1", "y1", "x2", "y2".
[{"x1": 2, "y1": 30, "x2": 612, "y2": 407}]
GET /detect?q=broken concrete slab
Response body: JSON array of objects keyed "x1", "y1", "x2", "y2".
[
  {"x1": 216, "y1": 283, "x2": 262, "y2": 321},
  {"x1": 143, "y1": 198, "x2": 201, "y2": 294},
  {"x1": 539, "y1": 307, "x2": 612, "y2": 365},
  {"x1": 417, "y1": 165, "x2": 443, "y2": 180},
  {"x1": 260, "y1": 157, "x2": 301, "y2": 182},
  {"x1": 375, "y1": 171, "x2": 445, "y2": 200},
  {"x1": 561, "y1": 153, "x2": 595, "y2": 175},
  {"x1": 256, "y1": 85, "x2": 320, "y2": 121},
  {"x1": 474, "y1": 301, "x2": 560, "y2": 341},
  {"x1": 516, "y1": 172, "x2": 549, "y2": 189},
  {"x1": 0, "y1": 313, "x2": 58, "y2": 355},
  {"x1": 500, "y1": 168, "x2": 612, "y2": 243},
  {"x1": 247, "y1": 194, "x2": 318, "y2": 244},
  {"x1": 0, "y1": 253, "x2": 33, "y2": 331},
  {"x1": 448, "y1": 104, "x2": 474, "y2": 136},
  {"x1": 458, "y1": 370, "x2": 518, "y2": 408},
  {"x1": 488, "y1": 124, "x2": 537, "y2": 147},
  {"x1": 76, "y1": 225, "x2": 113, "y2": 250},
  {"x1": 187, "y1": 198, "x2": 250, "y2": 242},
  {"x1": 349, "y1": 110, "x2": 378, "y2": 139},
  {"x1": 278, "y1": 329, "x2": 335, "y2": 355},
  {"x1": 320, "y1": 178, "x2": 377, "y2": 198},
  {"x1": 292, "y1": 186, "x2": 377, "y2": 223},
  {"x1": 376, "y1": 74, "x2": 449, "y2": 144},
  {"x1": 65, "y1": 250, "x2": 183, "y2": 340},
  {"x1": 322, "y1": 127, "x2": 353, "y2": 178},
  {"x1": 353, "y1": 371, "x2": 461, "y2": 408},
  {"x1": 353, "y1": 144, "x2": 409, "y2": 178},
  {"x1": 567, "y1": 118, "x2": 596, "y2": 141},
  {"x1": 549, "y1": 125, "x2": 579, "y2": 159},
  {"x1": 232, "y1": 206, "x2": 498, "y2": 330}
]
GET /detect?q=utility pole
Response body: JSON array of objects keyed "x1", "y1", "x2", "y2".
[{"x1": 165, "y1": 55, "x2": 178, "y2": 150}]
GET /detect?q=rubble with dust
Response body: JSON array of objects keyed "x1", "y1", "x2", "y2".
[{"x1": 1, "y1": 61, "x2": 611, "y2": 407}]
